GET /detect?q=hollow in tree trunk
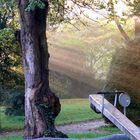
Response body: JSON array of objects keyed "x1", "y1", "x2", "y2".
[{"x1": 18, "y1": 0, "x2": 68, "y2": 139}]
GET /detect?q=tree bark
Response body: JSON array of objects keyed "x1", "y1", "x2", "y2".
[{"x1": 18, "y1": 0, "x2": 67, "y2": 139}]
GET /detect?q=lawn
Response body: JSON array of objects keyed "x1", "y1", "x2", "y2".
[
  {"x1": 68, "y1": 133, "x2": 112, "y2": 139},
  {"x1": 56, "y1": 99, "x2": 101, "y2": 125},
  {"x1": 0, "y1": 106, "x2": 24, "y2": 130},
  {"x1": 0, "y1": 126, "x2": 121, "y2": 140},
  {"x1": 0, "y1": 99, "x2": 101, "y2": 130},
  {"x1": 0, "y1": 133, "x2": 112, "y2": 140},
  {"x1": 0, "y1": 136, "x2": 23, "y2": 140},
  {"x1": 0, "y1": 99, "x2": 122, "y2": 140}
]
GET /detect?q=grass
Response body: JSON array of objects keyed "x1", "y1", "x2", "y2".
[
  {"x1": 0, "y1": 125, "x2": 121, "y2": 140},
  {"x1": 68, "y1": 133, "x2": 110, "y2": 139},
  {"x1": 68, "y1": 125, "x2": 121, "y2": 139},
  {"x1": 96, "y1": 125, "x2": 121, "y2": 134},
  {"x1": 0, "y1": 106, "x2": 24, "y2": 130},
  {"x1": 56, "y1": 99, "x2": 101, "y2": 125},
  {"x1": 0, "y1": 99, "x2": 101, "y2": 130},
  {"x1": 0, "y1": 134, "x2": 111, "y2": 140},
  {"x1": 0, "y1": 136, "x2": 23, "y2": 140},
  {"x1": 0, "y1": 99, "x2": 120, "y2": 140}
]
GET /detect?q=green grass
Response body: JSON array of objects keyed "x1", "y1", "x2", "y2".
[
  {"x1": 56, "y1": 99, "x2": 101, "y2": 125},
  {"x1": 68, "y1": 125, "x2": 121, "y2": 139},
  {"x1": 0, "y1": 131, "x2": 119, "y2": 140},
  {"x1": 0, "y1": 99, "x2": 101, "y2": 130},
  {"x1": 96, "y1": 125, "x2": 121, "y2": 134},
  {"x1": 0, "y1": 106, "x2": 24, "y2": 130},
  {"x1": 0, "y1": 134, "x2": 108, "y2": 140},
  {"x1": 68, "y1": 133, "x2": 109, "y2": 139},
  {"x1": 0, "y1": 99, "x2": 121, "y2": 140},
  {"x1": 0, "y1": 136, "x2": 23, "y2": 140},
  {"x1": 0, "y1": 128, "x2": 121, "y2": 140}
]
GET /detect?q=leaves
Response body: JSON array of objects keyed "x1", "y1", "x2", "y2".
[
  {"x1": 125, "y1": 0, "x2": 140, "y2": 16},
  {"x1": 0, "y1": 0, "x2": 17, "y2": 29},
  {"x1": 0, "y1": 28, "x2": 22, "y2": 89},
  {"x1": 26, "y1": 0, "x2": 45, "y2": 11},
  {"x1": 48, "y1": 0, "x2": 65, "y2": 26}
]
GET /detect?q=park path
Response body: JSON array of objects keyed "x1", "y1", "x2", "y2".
[
  {"x1": 0, "y1": 120, "x2": 107, "y2": 136},
  {"x1": 56, "y1": 120, "x2": 107, "y2": 133}
]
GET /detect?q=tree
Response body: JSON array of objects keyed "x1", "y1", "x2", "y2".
[
  {"x1": 101, "y1": 0, "x2": 140, "y2": 124},
  {"x1": 0, "y1": 0, "x2": 24, "y2": 105},
  {"x1": 67, "y1": 0, "x2": 140, "y2": 123},
  {"x1": 13, "y1": 0, "x2": 140, "y2": 138},
  {"x1": 18, "y1": 0, "x2": 67, "y2": 139}
]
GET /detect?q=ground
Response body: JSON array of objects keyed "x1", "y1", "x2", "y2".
[
  {"x1": 57, "y1": 120, "x2": 107, "y2": 133},
  {"x1": 0, "y1": 119, "x2": 121, "y2": 138},
  {"x1": 0, "y1": 120, "x2": 106, "y2": 136},
  {"x1": 0, "y1": 99, "x2": 121, "y2": 140}
]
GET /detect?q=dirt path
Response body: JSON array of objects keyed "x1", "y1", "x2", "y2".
[
  {"x1": 57, "y1": 120, "x2": 107, "y2": 133},
  {"x1": 0, "y1": 120, "x2": 107, "y2": 136}
]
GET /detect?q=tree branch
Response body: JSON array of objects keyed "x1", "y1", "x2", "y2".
[{"x1": 114, "y1": 17, "x2": 131, "y2": 43}]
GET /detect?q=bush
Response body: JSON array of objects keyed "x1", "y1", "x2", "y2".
[
  {"x1": 0, "y1": 27, "x2": 24, "y2": 105},
  {"x1": 5, "y1": 92, "x2": 24, "y2": 116},
  {"x1": 0, "y1": 28, "x2": 22, "y2": 87}
]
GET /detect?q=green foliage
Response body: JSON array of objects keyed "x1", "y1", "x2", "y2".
[
  {"x1": 0, "y1": 0, "x2": 23, "y2": 105},
  {"x1": 125, "y1": 0, "x2": 140, "y2": 15},
  {"x1": 0, "y1": 0, "x2": 17, "y2": 29},
  {"x1": 5, "y1": 92, "x2": 24, "y2": 116},
  {"x1": 0, "y1": 28, "x2": 21, "y2": 83},
  {"x1": 75, "y1": 0, "x2": 140, "y2": 24},
  {"x1": 48, "y1": 0, "x2": 65, "y2": 26},
  {"x1": 26, "y1": 0, "x2": 45, "y2": 11},
  {"x1": 0, "y1": 28, "x2": 23, "y2": 102}
]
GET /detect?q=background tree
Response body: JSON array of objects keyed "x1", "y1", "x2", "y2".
[
  {"x1": 0, "y1": 0, "x2": 23, "y2": 105},
  {"x1": 63, "y1": 0, "x2": 140, "y2": 124},
  {"x1": 98, "y1": 0, "x2": 140, "y2": 124}
]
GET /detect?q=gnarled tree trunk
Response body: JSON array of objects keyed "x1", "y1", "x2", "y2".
[{"x1": 18, "y1": 0, "x2": 67, "y2": 139}]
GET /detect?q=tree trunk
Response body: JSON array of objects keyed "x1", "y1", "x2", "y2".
[{"x1": 18, "y1": 0, "x2": 67, "y2": 139}]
